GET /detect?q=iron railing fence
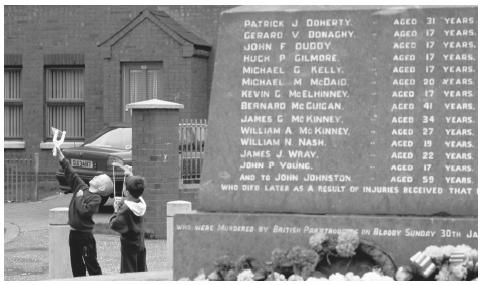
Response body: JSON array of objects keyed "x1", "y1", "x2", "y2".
[{"x1": 4, "y1": 153, "x2": 39, "y2": 202}]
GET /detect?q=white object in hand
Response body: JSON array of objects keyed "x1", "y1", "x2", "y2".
[
  {"x1": 51, "y1": 127, "x2": 66, "y2": 156},
  {"x1": 114, "y1": 197, "x2": 123, "y2": 213},
  {"x1": 111, "y1": 161, "x2": 123, "y2": 167},
  {"x1": 112, "y1": 161, "x2": 133, "y2": 176}
]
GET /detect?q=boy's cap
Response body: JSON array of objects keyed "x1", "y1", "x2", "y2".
[{"x1": 89, "y1": 174, "x2": 114, "y2": 197}]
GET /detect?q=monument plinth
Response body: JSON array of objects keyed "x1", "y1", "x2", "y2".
[
  {"x1": 173, "y1": 5, "x2": 477, "y2": 280},
  {"x1": 174, "y1": 213, "x2": 477, "y2": 279}
]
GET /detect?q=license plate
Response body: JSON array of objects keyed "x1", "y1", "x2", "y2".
[{"x1": 71, "y1": 158, "x2": 94, "y2": 169}]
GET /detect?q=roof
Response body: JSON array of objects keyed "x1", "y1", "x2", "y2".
[
  {"x1": 149, "y1": 10, "x2": 210, "y2": 48},
  {"x1": 98, "y1": 9, "x2": 211, "y2": 50}
]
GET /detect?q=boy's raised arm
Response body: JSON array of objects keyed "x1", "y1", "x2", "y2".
[{"x1": 56, "y1": 146, "x2": 87, "y2": 193}]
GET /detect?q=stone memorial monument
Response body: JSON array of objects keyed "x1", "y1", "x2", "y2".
[{"x1": 173, "y1": 5, "x2": 477, "y2": 280}]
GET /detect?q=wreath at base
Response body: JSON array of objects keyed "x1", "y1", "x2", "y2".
[
  {"x1": 268, "y1": 230, "x2": 396, "y2": 281},
  {"x1": 180, "y1": 229, "x2": 397, "y2": 281},
  {"x1": 180, "y1": 230, "x2": 478, "y2": 281}
]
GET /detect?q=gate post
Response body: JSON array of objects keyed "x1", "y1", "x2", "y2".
[
  {"x1": 167, "y1": 200, "x2": 192, "y2": 280},
  {"x1": 49, "y1": 207, "x2": 72, "y2": 279},
  {"x1": 126, "y1": 99, "x2": 184, "y2": 238}
]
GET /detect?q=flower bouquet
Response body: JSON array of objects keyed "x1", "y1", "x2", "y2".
[
  {"x1": 206, "y1": 255, "x2": 237, "y2": 281},
  {"x1": 396, "y1": 244, "x2": 478, "y2": 281},
  {"x1": 204, "y1": 255, "x2": 270, "y2": 281},
  {"x1": 269, "y1": 246, "x2": 320, "y2": 280}
]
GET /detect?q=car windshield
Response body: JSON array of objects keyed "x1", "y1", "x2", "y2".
[{"x1": 83, "y1": 127, "x2": 132, "y2": 150}]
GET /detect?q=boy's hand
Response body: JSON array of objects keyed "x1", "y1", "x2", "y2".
[
  {"x1": 113, "y1": 198, "x2": 124, "y2": 213},
  {"x1": 51, "y1": 127, "x2": 66, "y2": 156},
  {"x1": 76, "y1": 190, "x2": 84, "y2": 197},
  {"x1": 123, "y1": 165, "x2": 133, "y2": 176},
  {"x1": 56, "y1": 146, "x2": 65, "y2": 161}
]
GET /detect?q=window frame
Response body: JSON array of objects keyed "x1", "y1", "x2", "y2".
[
  {"x1": 44, "y1": 65, "x2": 85, "y2": 141},
  {"x1": 121, "y1": 61, "x2": 164, "y2": 122},
  {"x1": 4, "y1": 67, "x2": 23, "y2": 140}
]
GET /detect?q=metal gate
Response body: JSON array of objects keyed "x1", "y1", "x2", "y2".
[
  {"x1": 179, "y1": 119, "x2": 207, "y2": 184},
  {"x1": 4, "y1": 153, "x2": 39, "y2": 202}
]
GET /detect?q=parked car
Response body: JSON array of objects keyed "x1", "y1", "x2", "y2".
[
  {"x1": 55, "y1": 122, "x2": 205, "y2": 204},
  {"x1": 55, "y1": 123, "x2": 132, "y2": 204}
]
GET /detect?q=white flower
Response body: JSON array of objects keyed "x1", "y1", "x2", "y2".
[
  {"x1": 336, "y1": 230, "x2": 360, "y2": 258},
  {"x1": 361, "y1": 271, "x2": 394, "y2": 281},
  {"x1": 455, "y1": 244, "x2": 473, "y2": 255},
  {"x1": 207, "y1": 271, "x2": 221, "y2": 281},
  {"x1": 361, "y1": 272, "x2": 379, "y2": 280},
  {"x1": 449, "y1": 263, "x2": 468, "y2": 280},
  {"x1": 345, "y1": 272, "x2": 361, "y2": 281},
  {"x1": 288, "y1": 274, "x2": 304, "y2": 281},
  {"x1": 423, "y1": 245, "x2": 444, "y2": 263},
  {"x1": 237, "y1": 269, "x2": 254, "y2": 281},
  {"x1": 306, "y1": 276, "x2": 328, "y2": 282},
  {"x1": 435, "y1": 264, "x2": 451, "y2": 281},
  {"x1": 193, "y1": 273, "x2": 207, "y2": 281},
  {"x1": 270, "y1": 272, "x2": 286, "y2": 281},
  {"x1": 309, "y1": 232, "x2": 328, "y2": 253},
  {"x1": 469, "y1": 249, "x2": 478, "y2": 260},
  {"x1": 329, "y1": 273, "x2": 346, "y2": 281},
  {"x1": 440, "y1": 245, "x2": 456, "y2": 258},
  {"x1": 395, "y1": 266, "x2": 412, "y2": 281}
]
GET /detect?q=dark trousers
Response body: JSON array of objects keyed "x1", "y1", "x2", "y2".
[
  {"x1": 69, "y1": 230, "x2": 102, "y2": 277},
  {"x1": 120, "y1": 239, "x2": 147, "y2": 273}
]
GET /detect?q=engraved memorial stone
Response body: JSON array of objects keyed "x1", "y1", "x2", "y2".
[
  {"x1": 200, "y1": 6, "x2": 477, "y2": 216},
  {"x1": 173, "y1": 5, "x2": 478, "y2": 280}
]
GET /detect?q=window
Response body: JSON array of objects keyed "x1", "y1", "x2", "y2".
[
  {"x1": 122, "y1": 62, "x2": 163, "y2": 121},
  {"x1": 84, "y1": 127, "x2": 132, "y2": 150},
  {"x1": 4, "y1": 68, "x2": 22, "y2": 139},
  {"x1": 45, "y1": 67, "x2": 85, "y2": 140}
]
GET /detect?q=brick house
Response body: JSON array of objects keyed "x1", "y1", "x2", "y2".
[{"x1": 4, "y1": 6, "x2": 232, "y2": 184}]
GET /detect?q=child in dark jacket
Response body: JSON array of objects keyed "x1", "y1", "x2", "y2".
[
  {"x1": 56, "y1": 146, "x2": 113, "y2": 277},
  {"x1": 109, "y1": 170, "x2": 147, "y2": 273}
]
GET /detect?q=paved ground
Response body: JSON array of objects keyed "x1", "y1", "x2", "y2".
[{"x1": 4, "y1": 193, "x2": 168, "y2": 281}]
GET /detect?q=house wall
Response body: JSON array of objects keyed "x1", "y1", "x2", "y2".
[{"x1": 4, "y1": 5, "x2": 232, "y2": 182}]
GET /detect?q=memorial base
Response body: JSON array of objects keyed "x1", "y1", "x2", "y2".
[{"x1": 173, "y1": 212, "x2": 477, "y2": 280}]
